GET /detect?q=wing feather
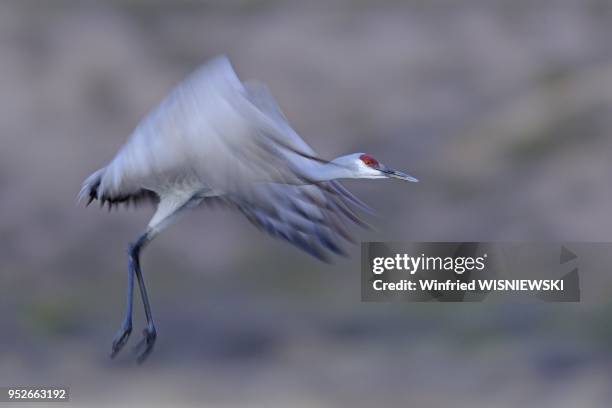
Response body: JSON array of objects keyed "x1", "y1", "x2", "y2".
[
  {"x1": 83, "y1": 57, "x2": 326, "y2": 202},
  {"x1": 223, "y1": 181, "x2": 366, "y2": 260}
]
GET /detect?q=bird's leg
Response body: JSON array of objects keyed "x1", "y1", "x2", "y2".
[
  {"x1": 110, "y1": 231, "x2": 157, "y2": 362},
  {"x1": 125, "y1": 193, "x2": 200, "y2": 363},
  {"x1": 123, "y1": 231, "x2": 158, "y2": 364}
]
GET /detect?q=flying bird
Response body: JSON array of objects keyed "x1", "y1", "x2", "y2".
[{"x1": 79, "y1": 56, "x2": 418, "y2": 363}]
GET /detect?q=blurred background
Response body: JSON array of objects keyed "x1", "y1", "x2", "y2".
[{"x1": 2, "y1": 0, "x2": 612, "y2": 406}]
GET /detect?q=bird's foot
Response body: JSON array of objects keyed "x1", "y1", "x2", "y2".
[
  {"x1": 110, "y1": 321, "x2": 132, "y2": 359},
  {"x1": 133, "y1": 325, "x2": 157, "y2": 364}
]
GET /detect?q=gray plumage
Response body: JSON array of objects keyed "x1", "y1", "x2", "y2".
[{"x1": 80, "y1": 56, "x2": 416, "y2": 362}]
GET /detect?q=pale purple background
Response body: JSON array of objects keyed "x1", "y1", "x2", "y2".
[{"x1": 2, "y1": 0, "x2": 612, "y2": 406}]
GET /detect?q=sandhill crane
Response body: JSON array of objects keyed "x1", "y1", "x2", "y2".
[{"x1": 79, "y1": 56, "x2": 418, "y2": 363}]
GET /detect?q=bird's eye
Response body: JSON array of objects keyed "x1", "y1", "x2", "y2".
[{"x1": 359, "y1": 154, "x2": 379, "y2": 168}]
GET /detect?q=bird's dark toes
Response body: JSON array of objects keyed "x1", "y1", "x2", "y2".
[
  {"x1": 133, "y1": 326, "x2": 157, "y2": 364},
  {"x1": 110, "y1": 324, "x2": 132, "y2": 359}
]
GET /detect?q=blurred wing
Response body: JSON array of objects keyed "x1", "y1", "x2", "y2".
[
  {"x1": 84, "y1": 56, "x2": 328, "y2": 205},
  {"x1": 242, "y1": 80, "x2": 317, "y2": 157},
  {"x1": 225, "y1": 181, "x2": 370, "y2": 261}
]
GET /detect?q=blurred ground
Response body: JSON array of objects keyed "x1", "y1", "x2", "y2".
[{"x1": 2, "y1": 0, "x2": 612, "y2": 406}]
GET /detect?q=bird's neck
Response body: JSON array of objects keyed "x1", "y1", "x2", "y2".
[{"x1": 296, "y1": 158, "x2": 353, "y2": 182}]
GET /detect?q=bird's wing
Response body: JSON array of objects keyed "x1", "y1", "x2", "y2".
[
  {"x1": 221, "y1": 181, "x2": 369, "y2": 261},
  {"x1": 242, "y1": 80, "x2": 316, "y2": 156},
  {"x1": 81, "y1": 56, "x2": 332, "y2": 206}
]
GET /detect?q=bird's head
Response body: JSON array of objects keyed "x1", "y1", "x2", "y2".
[{"x1": 331, "y1": 153, "x2": 418, "y2": 182}]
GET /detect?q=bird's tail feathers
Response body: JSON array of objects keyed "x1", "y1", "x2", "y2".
[{"x1": 78, "y1": 168, "x2": 105, "y2": 206}]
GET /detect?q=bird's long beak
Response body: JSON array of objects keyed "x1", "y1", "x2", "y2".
[{"x1": 380, "y1": 166, "x2": 419, "y2": 182}]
